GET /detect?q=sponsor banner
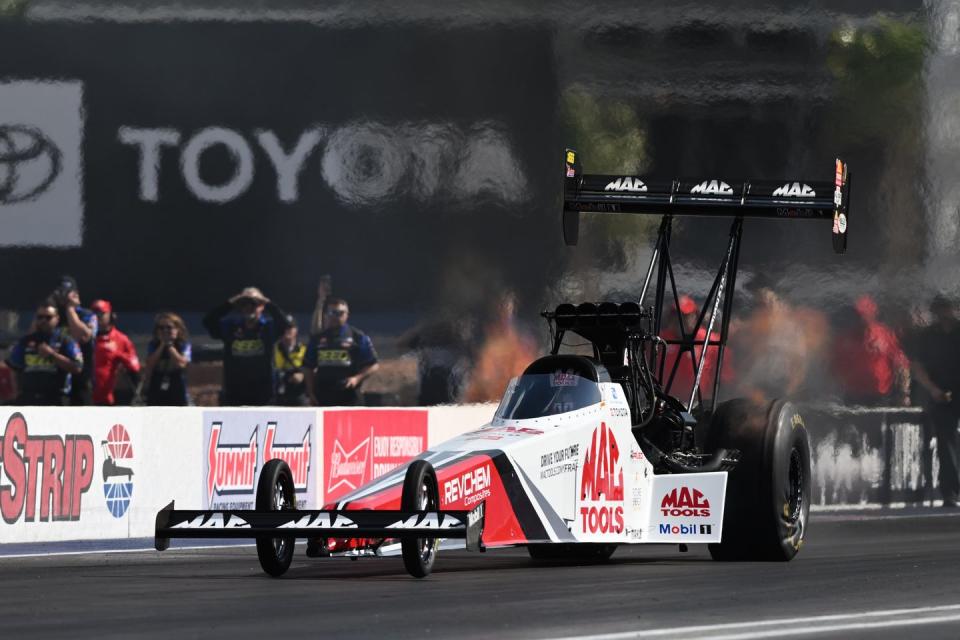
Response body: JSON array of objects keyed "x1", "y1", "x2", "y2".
[
  {"x1": 0, "y1": 80, "x2": 84, "y2": 247},
  {"x1": 323, "y1": 409, "x2": 428, "y2": 503},
  {"x1": 646, "y1": 472, "x2": 726, "y2": 543},
  {"x1": 0, "y1": 409, "x2": 140, "y2": 543},
  {"x1": 202, "y1": 410, "x2": 315, "y2": 510},
  {"x1": 0, "y1": 24, "x2": 556, "y2": 313}
]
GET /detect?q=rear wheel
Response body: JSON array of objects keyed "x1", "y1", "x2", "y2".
[
  {"x1": 527, "y1": 543, "x2": 617, "y2": 563},
  {"x1": 706, "y1": 398, "x2": 810, "y2": 561},
  {"x1": 255, "y1": 459, "x2": 297, "y2": 576},
  {"x1": 400, "y1": 460, "x2": 440, "y2": 578}
]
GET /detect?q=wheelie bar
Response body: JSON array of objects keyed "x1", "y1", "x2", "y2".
[{"x1": 154, "y1": 501, "x2": 485, "y2": 551}]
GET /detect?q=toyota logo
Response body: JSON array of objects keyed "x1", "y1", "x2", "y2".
[{"x1": 0, "y1": 125, "x2": 62, "y2": 204}]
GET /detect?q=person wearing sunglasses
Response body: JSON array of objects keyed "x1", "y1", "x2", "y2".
[
  {"x1": 144, "y1": 312, "x2": 192, "y2": 406},
  {"x1": 202, "y1": 286, "x2": 291, "y2": 406},
  {"x1": 90, "y1": 299, "x2": 142, "y2": 406},
  {"x1": 304, "y1": 297, "x2": 378, "y2": 406},
  {"x1": 5, "y1": 299, "x2": 84, "y2": 405}
]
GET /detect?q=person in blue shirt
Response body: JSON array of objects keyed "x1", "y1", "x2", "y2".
[
  {"x1": 305, "y1": 297, "x2": 379, "y2": 406},
  {"x1": 144, "y1": 311, "x2": 193, "y2": 406},
  {"x1": 203, "y1": 286, "x2": 290, "y2": 406},
  {"x1": 6, "y1": 299, "x2": 84, "y2": 405},
  {"x1": 52, "y1": 275, "x2": 97, "y2": 405}
]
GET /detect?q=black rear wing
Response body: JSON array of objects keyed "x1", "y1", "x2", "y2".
[
  {"x1": 562, "y1": 150, "x2": 851, "y2": 253},
  {"x1": 155, "y1": 501, "x2": 485, "y2": 551}
]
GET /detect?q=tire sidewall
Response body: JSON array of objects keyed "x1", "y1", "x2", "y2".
[
  {"x1": 400, "y1": 460, "x2": 439, "y2": 577},
  {"x1": 766, "y1": 401, "x2": 811, "y2": 559},
  {"x1": 255, "y1": 459, "x2": 296, "y2": 576}
]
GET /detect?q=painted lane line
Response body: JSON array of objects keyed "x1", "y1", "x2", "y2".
[
  {"x1": 553, "y1": 603, "x2": 960, "y2": 640},
  {"x1": 0, "y1": 543, "x2": 255, "y2": 560},
  {"x1": 694, "y1": 613, "x2": 960, "y2": 640}
]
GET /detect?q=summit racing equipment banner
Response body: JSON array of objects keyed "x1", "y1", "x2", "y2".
[
  {"x1": 323, "y1": 409, "x2": 428, "y2": 503},
  {"x1": 203, "y1": 410, "x2": 315, "y2": 510},
  {"x1": 0, "y1": 23, "x2": 556, "y2": 312}
]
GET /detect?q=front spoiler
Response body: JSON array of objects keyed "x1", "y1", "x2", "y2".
[{"x1": 154, "y1": 501, "x2": 485, "y2": 552}]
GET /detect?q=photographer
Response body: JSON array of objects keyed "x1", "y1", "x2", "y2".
[
  {"x1": 203, "y1": 287, "x2": 290, "y2": 406},
  {"x1": 144, "y1": 312, "x2": 192, "y2": 406},
  {"x1": 5, "y1": 299, "x2": 83, "y2": 405},
  {"x1": 51, "y1": 275, "x2": 97, "y2": 405}
]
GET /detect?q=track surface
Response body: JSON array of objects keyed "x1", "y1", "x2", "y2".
[{"x1": 3, "y1": 510, "x2": 960, "y2": 639}]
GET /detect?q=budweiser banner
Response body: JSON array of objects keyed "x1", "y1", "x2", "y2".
[
  {"x1": 202, "y1": 410, "x2": 315, "y2": 510},
  {"x1": 323, "y1": 409, "x2": 428, "y2": 503}
]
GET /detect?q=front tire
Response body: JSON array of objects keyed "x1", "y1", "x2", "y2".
[
  {"x1": 705, "y1": 398, "x2": 811, "y2": 561},
  {"x1": 255, "y1": 459, "x2": 297, "y2": 577},
  {"x1": 400, "y1": 460, "x2": 440, "y2": 578}
]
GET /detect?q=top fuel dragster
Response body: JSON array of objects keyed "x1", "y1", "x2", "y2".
[{"x1": 156, "y1": 150, "x2": 850, "y2": 577}]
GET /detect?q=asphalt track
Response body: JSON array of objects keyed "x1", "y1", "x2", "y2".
[{"x1": 3, "y1": 509, "x2": 960, "y2": 640}]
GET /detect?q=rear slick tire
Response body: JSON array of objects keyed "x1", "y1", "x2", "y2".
[
  {"x1": 255, "y1": 459, "x2": 297, "y2": 577},
  {"x1": 705, "y1": 398, "x2": 811, "y2": 561},
  {"x1": 400, "y1": 460, "x2": 440, "y2": 578}
]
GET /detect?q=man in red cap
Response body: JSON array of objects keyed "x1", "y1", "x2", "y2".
[{"x1": 91, "y1": 299, "x2": 141, "y2": 405}]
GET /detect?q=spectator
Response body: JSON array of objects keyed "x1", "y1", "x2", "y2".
[
  {"x1": 274, "y1": 315, "x2": 309, "y2": 406},
  {"x1": 830, "y1": 295, "x2": 910, "y2": 406},
  {"x1": 463, "y1": 292, "x2": 538, "y2": 403},
  {"x1": 90, "y1": 299, "x2": 141, "y2": 406},
  {"x1": 305, "y1": 297, "x2": 379, "y2": 406},
  {"x1": 5, "y1": 299, "x2": 83, "y2": 405},
  {"x1": 399, "y1": 313, "x2": 473, "y2": 405},
  {"x1": 51, "y1": 275, "x2": 97, "y2": 405},
  {"x1": 908, "y1": 294, "x2": 960, "y2": 508},
  {"x1": 144, "y1": 312, "x2": 192, "y2": 406},
  {"x1": 203, "y1": 287, "x2": 290, "y2": 406}
]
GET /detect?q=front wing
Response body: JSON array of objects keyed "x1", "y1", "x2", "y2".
[{"x1": 154, "y1": 501, "x2": 485, "y2": 551}]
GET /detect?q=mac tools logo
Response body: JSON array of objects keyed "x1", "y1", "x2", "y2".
[
  {"x1": 579, "y1": 422, "x2": 625, "y2": 535},
  {"x1": 0, "y1": 81, "x2": 84, "y2": 247}
]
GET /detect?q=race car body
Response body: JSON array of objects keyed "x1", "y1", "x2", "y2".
[{"x1": 325, "y1": 357, "x2": 727, "y2": 549}]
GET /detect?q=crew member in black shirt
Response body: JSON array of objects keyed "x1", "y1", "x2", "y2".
[
  {"x1": 6, "y1": 300, "x2": 84, "y2": 405},
  {"x1": 203, "y1": 287, "x2": 290, "y2": 406},
  {"x1": 910, "y1": 295, "x2": 960, "y2": 508},
  {"x1": 305, "y1": 297, "x2": 379, "y2": 406}
]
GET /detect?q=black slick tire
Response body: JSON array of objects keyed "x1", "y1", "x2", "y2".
[
  {"x1": 255, "y1": 459, "x2": 297, "y2": 577},
  {"x1": 527, "y1": 543, "x2": 617, "y2": 563},
  {"x1": 705, "y1": 398, "x2": 811, "y2": 561},
  {"x1": 400, "y1": 460, "x2": 440, "y2": 578}
]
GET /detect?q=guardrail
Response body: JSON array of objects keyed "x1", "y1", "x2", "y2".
[
  {"x1": 0, "y1": 402, "x2": 943, "y2": 547},
  {"x1": 801, "y1": 403, "x2": 935, "y2": 507}
]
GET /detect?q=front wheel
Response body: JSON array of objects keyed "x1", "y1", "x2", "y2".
[
  {"x1": 255, "y1": 459, "x2": 297, "y2": 576},
  {"x1": 706, "y1": 398, "x2": 811, "y2": 561},
  {"x1": 400, "y1": 460, "x2": 440, "y2": 578}
]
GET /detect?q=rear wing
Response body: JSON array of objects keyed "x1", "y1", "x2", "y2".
[{"x1": 562, "y1": 150, "x2": 851, "y2": 253}]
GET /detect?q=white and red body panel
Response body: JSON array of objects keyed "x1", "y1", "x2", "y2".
[{"x1": 330, "y1": 383, "x2": 728, "y2": 549}]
